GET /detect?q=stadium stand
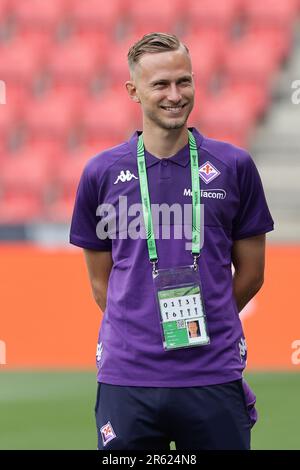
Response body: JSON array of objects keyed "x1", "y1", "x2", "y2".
[{"x1": 0, "y1": 0, "x2": 299, "y2": 234}]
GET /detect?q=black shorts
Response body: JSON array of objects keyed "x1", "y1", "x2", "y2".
[{"x1": 95, "y1": 380, "x2": 251, "y2": 450}]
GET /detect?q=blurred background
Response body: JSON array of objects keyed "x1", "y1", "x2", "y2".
[{"x1": 0, "y1": 0, "x2": 300, "y2": 450}]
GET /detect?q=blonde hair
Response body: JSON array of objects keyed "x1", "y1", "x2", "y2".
[{"x1": 127, "y1": 32, "x2": 189, "y2": 73}]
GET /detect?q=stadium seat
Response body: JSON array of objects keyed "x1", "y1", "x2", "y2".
[
  {"x1": 47, "y1": 37, "x2": 107, "y2": 85},
  {"x1": 69, "y1": 0, "x2": 126, "y2": 34},
  {"x1": 243, "y1": 26, "x2": 293, "y2": 62},
  {"x1": 220, "y1": 81, "x2": 270, "y2": 119},
  {"x1": 0, "y1": 151, "x2": 51, "y2": 222},
  {"x1": 47, "y1": 142, "x2": 124, "y2": 222},
  {"x1": 24, "y1": 91, "x2": 81, "y2": 142},
  {"x1": 5, "y1": 141, "x2": 66, "y2": 167},
  {"x1": 126, "y1": 0, "x2": 184, "y2": 34},
  {"x1": 0, "y1": 194, "x2": 44, "y2": 223},
  {"x1": 37, "y1": 85, "x2": 89, "y2": 112},
  {"x1": 0, "y1": 145, "x2": 7, "y2": 169},
  {"x1": 0, "y1": 38, "x2": 46, "y2": 85},
  {"x1": 183, "y1": 34, "x2": 225, "y2": 89},
  {"x1": 46, "y1": 146, "x2": 97, "y2": 222},
  {"x1": 81, "y1": 89, "x2": 138, "y2": 142},
  {"x1": 185, "y1": 0, "x2": 242, "y2": 30},
  {"x1": 243, "y1": 0, "x2": 299, "y2": 28},
  {"x1": 45, "y1": 194, "x2": 75, "y2": 222},
  {"x1": 105, "y1": 41, "x2": 134, "y2": 88},
  {"x1": 0, "y1": 102, "x2": 20, "y2": 139},
  {"x1": 10, "y1": 0, "x2": 69, "y2": 30},
  {"x1": 0, "y1": 0, "x2": 9, "y2": 18},
  {"x1": 223, "y1": 35, "x2": 281, "y2": 86},
  {"x1": 182, "y1": 26, "x2": 228, "y2": 49},
  {"x1": 196, "y1": 89, "x2": 257, "y2": 148},
  {"x1": 6, "y1": 83, "x2": 31, "y2": 107},
  {"x1": 9, "y1": 27, "x2": 55, "y2": 52},
  {"x1": 203, "y1": 129, "x2": 249, "y2": 148},
  {"x1": 75, "y1": 140, "x2": 122, "y2": 156},
  {"x1": 53, "y1": 154, "x2": 91, "y2": 199},
  {"x1": 0, "y1": 152, "x2": 53, "y2": 197}
]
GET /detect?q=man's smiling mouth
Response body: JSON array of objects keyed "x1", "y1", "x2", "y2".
[{"x1": 160, "y1": 103, "x2": 188, "y2": 113}]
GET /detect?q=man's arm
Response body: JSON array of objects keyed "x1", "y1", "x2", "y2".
[
  {"x1": 83, "y1": 249, "x2": 113, "y2": 312},
  {"x1": 231, "y1": 234, "x2": 266, "y2": 313}
]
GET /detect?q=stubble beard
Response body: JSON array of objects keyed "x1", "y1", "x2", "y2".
[{"x1": 145, "y1": 101, "x2": 194, "y2": 131}]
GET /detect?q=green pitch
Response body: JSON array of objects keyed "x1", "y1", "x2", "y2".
[{"x1": 0, "y1": 371, "x2": 299, "y2": 450}]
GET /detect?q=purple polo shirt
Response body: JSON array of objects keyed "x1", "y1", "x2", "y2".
[{"x1": 70, "y1": 127, "x2": 274, "y2": 387}]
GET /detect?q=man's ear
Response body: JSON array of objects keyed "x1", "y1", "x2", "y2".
[{"x1": 125, "y1": 81, "x2": 141, "y2": 103}]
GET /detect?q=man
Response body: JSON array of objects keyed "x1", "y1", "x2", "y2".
[
  {"x1": 70, "y1": 33, "x2": 274, "y2": 450},
  {"x1": 187, "y1": 320, "x2": 200, "y2": 338}
]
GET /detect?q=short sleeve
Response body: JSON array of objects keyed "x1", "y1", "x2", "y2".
[
  {"x1": 232, "y1": 152, "x2": 274, "y2": 240},
  {"x1": 69, "y1": 160, "x2": 112, "y2": 251}
]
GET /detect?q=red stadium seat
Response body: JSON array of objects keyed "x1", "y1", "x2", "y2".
[
  {"x1": 0, "y1": 194, "x2": 44, "y2": 223},
  {"x1": 183, "y1": 34, "x2": 226, "y2": 89},
  {"x1": 183, "y1": 26, "x2": 228, "y2": 49},
  {"x1": 105, "y1": 41, "x2": 133, "y2": 88},
  {"x1": 54, "y1": 154, "x2": 90, "y2": 197},
  {"x1": 11, "y1": 0, "x2": 69, "y2": 29},
  {"x1": 47, "y1": 145, "x2": 103, "y2": 222},
  {"x1": 0, "y1": 38, "x2": 46, "y2": 85},
  {"x1": 188, "y1": 90, "x2": 211, "y2": 124},
  {"x1": 220, "y1": 81, "x2": 270, "y2": 119},
  {"x1": 0, "y1": 0, "x2": 10, "y2": 18},
  {"x1": 223, "y1": 36, "x2": 281, "y2": 86},
  {"x1": 185, "y1": 0, "x2": 242, "y2": 30},
  {"x1": 243, "y1": 0, "x2": 299, "y2": 28},
  {"x1": 24, "y1": 91, "x2": 81, "y2": 141},
  {"x1": 127, "y1": 0, "x2": 184, "y2": 33},
  {"x1": 46, "y1": 194, "x2": 75, "y2": 222},
  {"x1": 48, "y1": 37, "x2": 107, "y2": 85},
  {"x1": 243, "y1": 26, "x2": 293, "y2": 62},
  {"x1": 0, "y1": 103, "x2": 20, "y2": 138},
  {"x1": 3, "y1": 142, "x2": 66, "y2": 167},
  {"x1": 82, "y1": 89, "x2": 138, "y2": 142},
  {"x1": 69, "y1": 0, "x2": 126, "y2": 34},
  {"x1": 203, "y1": 129, "x2": 248, "y2": 148},
  {"x1": 5, "y1": 83, "x2": 33, "y2": 111},
  {"x1": 37, "y1": 85, "x2": 89, "y2": 112},
  {"x1": 0, "y1": 81, "x2": 29, "y2": 146},
  {"x1": 75, "y1": 140, "x2": 122, "y2": 156},
  {"x1": 0, "y1": 152, "x2": 53, "y2": 197},
  {"x1": 47, "y1": 143, "x2": 124, "y2": 222},
  {"x1": 196, "y1": 89, "x2": 257, "y2": 148}
]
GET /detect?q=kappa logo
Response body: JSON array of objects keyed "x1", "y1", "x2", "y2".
[
  {"x1": 199, "y1": 161, "x2": 220, "y2": 184},
  {"x1": 114, "y1": 170, "x2": 138, "y2": 184},
  {"x1": 238, "y1": 337, "x2": 247, "y2": 363},
  {"x1": 96, "y1": 342, "x2": 103, "y2": 363},
  {"x1": 100, "y1": 421, "x2": 116, "y2": 446}
]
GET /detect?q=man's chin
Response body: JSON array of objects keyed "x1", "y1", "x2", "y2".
[{"x1": 161, "y1": 117, "x2": 188, "y2": 130}]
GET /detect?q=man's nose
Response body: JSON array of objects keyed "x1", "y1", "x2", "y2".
[{"x1": 167, "y1": 84, "x2": 182, "y2": 103}]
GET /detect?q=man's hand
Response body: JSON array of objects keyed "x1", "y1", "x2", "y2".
[
  {"x1": 232, "y1": 234, "x2": 266, "y2": 313},
  {"x1": 83, "y1": 249, "x2": 113, "y2": 312}
]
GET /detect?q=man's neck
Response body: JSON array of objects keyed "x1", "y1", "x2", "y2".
[{"x1": 142, "y1": 124, "x2": 189, "y2": 159}]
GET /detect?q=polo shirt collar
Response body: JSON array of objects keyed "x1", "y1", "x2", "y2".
[{"x1": 128, "y1": 127, "x2": 204, "y2": 168}]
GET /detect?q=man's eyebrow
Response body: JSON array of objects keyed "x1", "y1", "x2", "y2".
[
  {"x1": 177, "y1": 76, "x2": 193, "y2": 82},
  {"x1": 149, "y1": 76, "x2": 192, "y2": 86},
  {"x1": 149, "y1": 79, "x2": 169, "y2": 86}
]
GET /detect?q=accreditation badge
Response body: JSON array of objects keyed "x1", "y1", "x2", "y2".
[{"x1": 153, "y1": 265, "x2": 210, "y2": 351}]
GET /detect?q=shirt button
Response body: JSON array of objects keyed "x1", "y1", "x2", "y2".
[{"x1": 162, "y1": 160, "x2": 168, "y2": 166}]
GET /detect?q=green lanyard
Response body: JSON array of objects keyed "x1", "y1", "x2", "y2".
[{"x1": 137, "y1": 130, "x2": 201, "y2": 271}]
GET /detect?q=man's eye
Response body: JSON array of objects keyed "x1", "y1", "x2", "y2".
[{"x1": 154, "y1": 83, "x2": 166, "y2": 88}]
